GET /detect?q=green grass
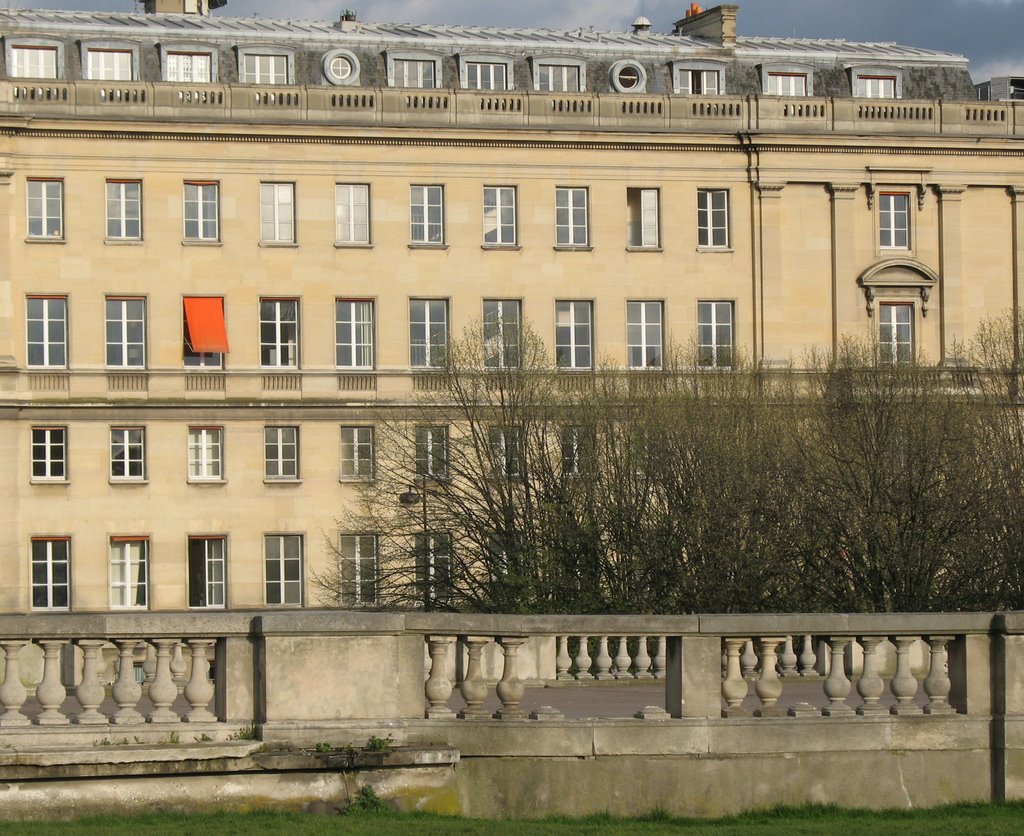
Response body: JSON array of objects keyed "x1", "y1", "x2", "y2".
[{"x1": 3, "y1": 802, "x2": 1024, "y2": 834}]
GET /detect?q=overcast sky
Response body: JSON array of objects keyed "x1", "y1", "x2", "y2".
[{"x1": 8, "y1": 0, "x2": 1024, "y2": 81}]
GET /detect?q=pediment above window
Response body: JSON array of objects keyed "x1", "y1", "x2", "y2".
[{"x1": 858, "y1": 258, "x2": 938, "y2": 317}]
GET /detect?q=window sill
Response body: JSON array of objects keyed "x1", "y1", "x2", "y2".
[
  {"x1": 335, "y1": 242, "x2": 373, "y2": 249},
  {"x1": 31, "y1": 479, "x2": 69, "y2": 486},
  {"x1": 109, "y1": 479, "x2": 149, "y2": 485},
  {"x1": 554, "y1": 245, "x2": 593, "y2": 252},
  {"x1": 25, "y1": 237, "x2": 66, "y2": 245},
  {"x1": 626, "y1": 246, "x2": 663, "y2": 253},
  {"x1": 258, "y1": 241, "x2": 299, "y2": 249},
  {"x1": 696, "y1": 246, "x2": 734, "y2": 253},
  {"x1": 264, "y1": 478, "x2": 303, "y2": 485},
  {"x1": 481, "y1": 244, "x2": 522, "y2": 251},
  {"x1": 188, "y1": 478, "x2": 227, "y2": 485},
  {"x1": 408, "y1": 243, "x2": 449, "y2": 251},
  {"x1": 339, "y1": 476, "x2": 375, "y2": 484},
  {"x1": 105, "y1": 238, "x2": 143, "y2": 246},
  {"x1": 182, "y1": 240, "x2": 223, "y2": 247}
]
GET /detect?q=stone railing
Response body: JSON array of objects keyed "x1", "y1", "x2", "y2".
[{"x1": 4, "y1": 80, "x2": 1024, "y2": 139}]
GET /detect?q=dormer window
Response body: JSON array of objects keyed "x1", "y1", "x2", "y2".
[
  {"x1": 82, "y1": 42, "x2": 139, "y2": 81},
  {"x1": 851, "y1": 66, "x2": 903, "y2": 99},
  {"x1": 386, "y1": 51, "x2": 442, "y2": 89},
  {"x1": 533, "y1": 57, "x2": 586, "y2": 93},
  {"x1": 761, "y1": 64, "x2": 813, "y2": 96},
  {"x1": 609, "y1": 60, "x2": 647, "y2": 94},
  {"x1": 238, "y1": 47, "x2": 293, "y2": 85},
  {"x1": 8, "y1": 42, "x2": 62, "y2": 79},
  {"x1": 459, "y1": 53, "x2": 514, "y2": 91},
  {"x1": 673, "y1": 61, "x2": 725, "y2": 95},
  {"x1": 323, "y1": 48, "x2": 361, "y2": 86}
]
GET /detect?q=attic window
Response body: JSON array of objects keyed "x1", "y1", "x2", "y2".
[
  {"x1": 850, "y1": 66, "x2": 903, "y2": 99},
  {"x1": 610, "y1": 60, "x2": 647, "y2": 93},
  {"x1": 323, "y1": 49, "x2": 361, "y2": 86},
  {"x1": 8, "y1": 44, "x2": 60, "y2": 79},
  {"x1": 760, "y1": 64, "x2": 814, "y2": 96}
]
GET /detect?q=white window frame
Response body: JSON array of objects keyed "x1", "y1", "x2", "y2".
[
  {"x1": 188, "y1": 426, "x2": 223, "y2": 482},
  {"x1": 410, "y1": 185, "x2": 445, "y2": 245},
  {"x1": 483, "y1": 299, "x2": 522, "y2": 370},
  {"x1": 238, "y1": 48, "x2": 292, "y2": 85},
  {"x1": 673, "y1": 61, "x2": 725, "y2": 95},
  {"x1": 627, "y1": 301, "x2": 664, "y2": 370},
  {"x1": 627, "y1": 187, "x2": 659, "y2": 248},
  {"x1": 110, "y1": 426, "x2": 146, "y2": 482},
  {"x1": 110, "y1": 538, "x2": 148, "y2": 609},
  {"x1": 105, "y1": 297, "x2": 146, "y2": 369},
  {"x1": 264, "y1": 426, "x2": 299, "y2": 481},
  {"x1": 483, "y1": 186, "x2": 517, "y2": 246},
  {"x1": 27, "y1": 179, "x2": 63, "y2": 240},
  {"x1": 259, "y1": 298, "x2": 299, "y2": 368},
  {"x1": 415, "y1": 425, "x2": 449, "y2": 480},
  {"x1": 851, "y1": 66, "x2": 903, "y2": 99},
  {"x1": 556, "y1": 187, "x2": 589, "y2": 248},
  {"x1": 31, "y1": 426, "x2": 66, "y2": 482},
  {"x1": 26, "y1": 296, "x2": 67, "y2": 368},
  {"x1": 415, "y1": 532, "x2": 451, "y2": 607},
  {"x1": 879, "y1": 192, "x2": 911, "y2": 250},
  {"x1": 340, "y1": 426, "x2": 374, "y2": 480},
  {"x1": 183, "y1": 181, "x2": 219, "y2": 242},
  {"x1": 761, "y1": 64, "x2": 813, "y2": 96},
  {"x1": 8, "y1": 43, "x2": 61, "y2": 79},
  {"x1": 31, "y1": 538, "x2": 70, "y2": 610},
  {"x1": 264, "y1": 533, "x2": 303, "y2": 606},
  {"x1": 532, "y1": 57, "x2": 586, "y2": 92},
  {"x1": 697, "y1": 301, "x2": 734, "y2": 369},
  {"x1": 335, "y1": 184, "x2": 370, "y2": 245},
  {"x1": 697, "y1": 189, "x2": 730, "y2": 249},
  {"x1": 461, "y1": 56, "x2": 513, "y2": 91},
  {"x1": 879, "y1": 302, "x2": 915, "y2": 364},
  {"x1": 322, "y1": 48, "x2": 361, "y2": 86},
  {"x1": 409, "y1": 299, "x2": 449, "y2": 368},
  {"x1": 188, "y1": 536, "x2": 226, "y2": 609},
  {"x1": 555, "y1": 300, "x2": 593, "y2": 370},
  {"x1": 83, "y1": 45, "x2": 136, "y2": 81},
  {"x1": 160, "y1": 43, "x2": 218, "y2": 83},
  {"x1": 106, "y1": 180, "x2": 142, "y2": 240},
  {"x1": 609, "y1": 60, "x2": 647, "y2": 94},
  {"x1": 386, "y1": 51, "x2": 441, "y2": 89},
  {"x1": 259, "y1": 182, "x2": 295, "y2": 244},
  {"x1": 488, "y1": 427, "x2": 523, "y2": 478},
  {"x1": 335, "y1": 299, "x2": 374, "y2": 369},
  {"x1": 339, "y1": 534, "x2": 378, "y2": 606}
]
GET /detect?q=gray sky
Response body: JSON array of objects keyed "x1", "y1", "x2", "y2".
[{"x1": 9, "y1": 0, "x2": 1024, "y2": 81}]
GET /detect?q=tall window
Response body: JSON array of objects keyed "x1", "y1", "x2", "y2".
[
  {"x1": 183, "y1": 296, "x2": 226, "y2": 368},
  {"x1": 335, "y1": 184, "x2": 369, "y2": 245},
  {"x1": 879, "y1": 192, "x2": 910, "y2": 249},
  {"x1": 561, "y1": 426, "x2": 588, "y2": 476},
  {"x1": 483, "y1": 299, "x2": 521, "y2": 369},
  {"x1": 627, "y1": 188, "x2": 659, "y2": 248},
  {"x1": 677, "y1": 68, "x2": 720, "y2": 95},
  {"x1": 410, "y1": 185, "x2": 444, "y2": 245},
  {"x1": 415, "y1": 532, "x2": 451, "y2": 607},
  {"x1": 264, "y1": 426, "x2": 299, "y2": 480},
  {"x1": 11, "y1": 46, "x2": 58, "y2": 79},
  {"x1": 766, "y1": 72, "x2": 807, "y2": 96},
  {"x1": 260, "y1": 299, "x2": 299, "y2": 368},
  {"x1": 410, "y1": 299, "x2": 448, "y2": 368},
  {"x1": 106, "y1": 180, "x2": 141, "y2": 240},
  {"x1": 697, "y1": 301, "x2": 734, "y2": 368},
  {"x1": 697, "y1": 189, "x2": 729, "y2": 248},
  {"x1": 627, "y1": 301, "x2": 664, "y2": 369},
  {"x1": 31, "y1": 427, "x2": 66, "y2": 481},
  {"x1": 110, "y1": 538, "x2": 147, "y2": 609},
  {"x1": 556, "y1": 187, "x2": 589, "y2": 247},
  {"x1": 339, "y1": 534, "x2": 377, "y2": 606},
  {"x1": 466, "y1": 62, "x2": 507, "y2": 90},
  {"x1": 488, "y1": 427, "x2": 523, "y2": 478},
  {"x1": 415, "y1": 425, "x2": 449, "y2": 479},
  {"x1": 166, "y1": 52, "x2": 211, "y2": 83},
  {"x1": 32, "y1": 538, "x2": 69, "y2": 610},
  {"x1": 555, "y1": 300, "x2": 593, "y2": 370},
  {"x1": 483, "y1": 186, "x2": 517, "y2": 246},
  {"x1": 265, "y1": 534, "x2": 303, "y2": 605},
  {"x1": 340, "y1": 426, "x2": 374, "y2": 479},
  {"x1": 537, "y1": 64, "x2": 581, "y2": 92},
  {"x1": 105, "y1": 297, "x2": 146, "y2": 368},
  {"x1": 188, "y1": 537, "x2": 225, "y2": 608},
  {"x1": 27, "y1": 179, "x2": 63, "y2": 239},
  {"x1": 260, "y1": 182, "x2": 295, "y2": 243},
  {"x1": 241, "y1": 53, "x2": 287, "y2": 84},
  {"x1": 188, "y1": 427, "x2": 223, "y2": 481},
  {"x1": 393, "y1": 58, "x2": 435, "y2": 88},
  {"x1": 880, "y1": 303, "x2": 914, "y2": 364},
  {"x1": 183, "y1": 182, "x2": 218, "y2": 241},
  {"x1": 335, "y1": 299, "x2": 374, "y2": 368},
  {"x1": 26, "y1": 296, "x2": 67, "y2": 367},
  {"x1": 110, "y1": 427, "x2": 146, "y2": 481},
  {"x1": 86, "y1": 49, "x2": 132, "y2": 81}
]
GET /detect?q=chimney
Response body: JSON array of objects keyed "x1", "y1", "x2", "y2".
[
  {"x1": 673, "y1": 4, "x2": 738, "y2": 47},
  {"x1": 143, "y1": 0, "x2": 225, "y2": 14},
  {"x1": 337, "y1": 9, "x2": 360, "y2": 32}
]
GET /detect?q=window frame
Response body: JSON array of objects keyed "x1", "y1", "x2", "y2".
[
  {"x1": 761, "y1": 64, "x2": 813, "y2": 96},
  {"x1": 339, "y1": 533, "x2": 378, "y2": 606},
  {"x1": 335, "y1": 298, "x2": 375, "y2": 369},
  {"x1": 105, "y1": 179, "x2": 142, "y2": 241},
  {"x1": 109, "y1": 537, "x2": 148, "y2": 610},
  {"x1": 335, "y1": 183, "x2": 370, "y2": 246},
  {"x1": 488, "y1": 426, "x2": 524, "y2": 479},
  {"x1": 627, "y1": 300, "x2": 664, "y2": 370},
  {"x1": 483, "y1": 185, "x2": 518, "y2": 247},
  {"x1": 322, "y1": 48, "x2": 361, "y2": 86},
  {"x1": 26, "y1": 178, "x2": 64, "y2": 240},
  {"x1": 259, "y1": 298, "x2": 300, "y2": 369},
  {"x1": 555, "y1": 300, "x2": 593, "y2": 370},
  {"x1": 878, "y1": 191, "x2": 911, "y2": 251},
  {"x1": 850, "y1": 66, "x2": 903, "y2": 99},
  {"x1": 264, "y1": 425, "x2": 300, "y2": 482},
  {"x1": 259, "y1": 182, "x2": 296, "y2": 245},
  {"x1": 340, "y1": 425, "x2": 374, "y2": 480},
  {"x1": 237, "y1": 47, "x2": 293, "y2": 85},
  {"x1": 415, "y1": 425, "x2": 449, "y2": 480},
  {"x1": 697, "y1": 300, "x2": 734, "y2": 369},
  {"x1": 26, "y1": 295, "x2": 67, "y2": 368},
  {"x1": 183, "y1": 295, "x2": 226, "y2": 369},
  {"x1": 879, "y1": 302, "x2": 915, "y2": 364},
  {"x1": 410, "y1": 185, "x2": 445, "y2": 246},
  {"x1": 264, "y1": 533, "x2": 303, "y2": 606},
  {"x1": 672, "y1": 61, "x2": 725, "y2": 95},
  {"x1": 483, "y1": 299, "x2": 522, "y2": 370},
  {"x1": 31, "y1": 537, "x2": 70, "y2": 611},
  {"x1": 109, "y1": 426, "x2": 146, "y2": 482},
  {"x1": 555, "y1": 186, "x2": 590, "y2": 249},
  {"x1": 160, "y1": 42, "x2": 217, "y2": 83},
  {"x1": 697, "y1": 188, "x2": 730, "y2": 249},
  {"x1": 532, "y1": 57, "x2": 586, "y2": 92},
  {"x1": 183, "y1": 181, "x2": 219, "y2": 242},
  {"x1": 105, "y1": 296, "x2": 147, "y2": 369},
  {"x1": 188, "y1": 536, "x2": 226, "y2": 609},
  {"x1": 409, "y1": 298, "x2": 449, "y2": 369},
  {"x1": 386, "y1": 51, "x2": 442, "y2": 89},
  {"x1": 627, "y1": 187, "x2": 660, "y2": 249},
  {"x1": 460, "y1": 54, "x2": 514, "y2": 91},
  {"x1": 81, "y1": 42, "x2": 138, "y2": 82},
  {"x1": 187, "y1": 426, "x2": 224, "y2": 482},
  {"x1": 609, "y1": 60, "x2": 647, "y2": 94},
  {"x1": 31, "y1": 426, "x2": 67, "y2": 482},
  {"x1": 7, "y1": 40, "x2": 63, "y2": 80},
  {"x1": 415, "y1": 531, "x2": 452, "y2": 608}
]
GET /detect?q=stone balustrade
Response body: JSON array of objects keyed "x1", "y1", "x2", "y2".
[{"x1": 3, "y1": 80, "x2": 1024, "y2": 139}]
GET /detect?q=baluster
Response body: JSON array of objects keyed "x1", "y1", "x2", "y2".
[
  {"x1": 74, "y1": 639, "x2": 108, "y2": 725},
  {"x1": 754, "y1": 637, "x2": 785, "y2": 716},
  {"x1": 798, "y1": 634, "x2": 817, "y2": 677},
  {"x1": 555, "y1": 636, "x2": 573, "y2": 681},
  {"x1": 494, "y1": 636, "x2": 527, "y2": 719},
  {"x1": 741, "y1": 639, "x2": 758, "y2": 680},
  {"x1": 779, "y1": 636, "x2": 798, "y2": 678},
  {"x1": 111, "y1": 639, "x2": 144, "y2": 725},
  {"x1": 142, "y1": 642, "x2": 157, "y2": 683},
  {"x1": 652, "y1": 636, "x2": 667, "y2": 680},
  {"x1": 34, "y1": 639, "x2": 69, "y2": 725},
  {"x1": 0, "y1": 640, "x2": 31, "y2": 727},
  {"x1": 424, "y1": 635, "x2": 455, "y2": 718},
  {"x1": 614, "y1": 637, "x2": 632, "y2": 679},
  {"x1": 574, "y1": 635, "x2": 593, "y2": 680},
  {"x1": 593, "y1": 636, "x2": 614, "y2": 680},
  {"x1": 634, "y1": 636, "x2": 653, "y2": 679},
  {"x1": 889, "y1": 635, "x2": 922, "y2": 715},
  {"x1": 821, "y1": 636, "x2": 854, "y2": 716},
  {"x1": 170, "y1": 641, "x2": 189, "y2": 692},
  {"x1": 923, "y1": 635, "x2": 954, "y2": 715},
  {"x1": 458, "y1": 636, "x2": 490, "y2": 719},
  {"x1": 855, "y1": 637, "x2": 887, "y2": 716},
  {"x1": 147, "y1": 638, "x2": 182, "y2": 723},
  {"x1": 721, "y1": 638, "x2": 749, "y2": 717},
  {"x1": 183, "y1": 639, "x2": 216, "y2": 723}
]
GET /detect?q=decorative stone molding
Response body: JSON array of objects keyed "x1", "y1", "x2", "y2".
[{"x1": 858, "y1": 258, "x2": 939, "y2": 317}]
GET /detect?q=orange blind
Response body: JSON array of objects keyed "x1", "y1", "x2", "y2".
[{"x1": 184, "y1": 297, "x2": 229, "y2": 354}]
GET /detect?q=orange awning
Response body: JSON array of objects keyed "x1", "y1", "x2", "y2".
[{"x1": 184, "y1": 297, "x2": 229, "y2": 354}]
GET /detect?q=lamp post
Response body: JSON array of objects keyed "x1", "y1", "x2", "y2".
[{"x1": 399, "y1": 477, "x2": 430, "y2": 608}]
